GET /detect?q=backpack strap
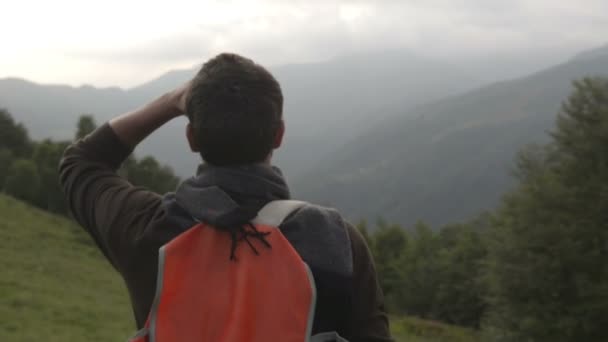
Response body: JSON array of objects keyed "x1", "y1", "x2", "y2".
[{"x1": 252, "y1": 200, "x2": 307, "y2": 227}]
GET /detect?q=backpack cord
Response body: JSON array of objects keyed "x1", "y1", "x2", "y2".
[
  {"x1": 210, "y1": 206, "x2": 273, "y2": 261},
  {"x1": 228, "y1": 223, "x2": 272, "y2": 261}
]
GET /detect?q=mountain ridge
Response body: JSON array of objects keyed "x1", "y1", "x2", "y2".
[
  {"x1": 2, "y1": 44, "x2": 607, "y2": 226},
  {"x1": 293, "y1": 47, "x2": 608, "y2": 226},
  {"x1": 0, "y1": 49, "x2": 485, "y2": 178}
]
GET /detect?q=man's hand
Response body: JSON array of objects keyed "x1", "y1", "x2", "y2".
[{"x1": 169, "y1": 80, "x2": 192, "y2": 115}]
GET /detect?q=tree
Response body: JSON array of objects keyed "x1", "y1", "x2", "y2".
[
  {"x1": 122, "y1": 155, "x2": 180, "y2": 194},
  {"x1": 397, "y1": 222, "x2": 441, "y2": 317},
  {"x1": 372, "y1": 220, "x2": 408, "y2": 312},
  {"x1": 0, "y1": 148, "x2": 14, "y2": 187},
  {"x1": 75, "y1": 114, "x2": 97, "y2": 140},
  {"x1": 4, "y1": 159, "x2": 40, "y2": 204},
  {"x1": 361, "y1": 216, "x2": 488, "y2": 328},
  {"x1": 485, "y1": 78, "x2": 608, "y2": 341},
  {"x1": 32, "y1": 139, "x2": 70, "y2": 213},
  {"x1": 0, "y1": 109, "x2": 32, "y2": 157},
  {"x1": 433, "y1": 222, "x2": 487, "y2": 328}
]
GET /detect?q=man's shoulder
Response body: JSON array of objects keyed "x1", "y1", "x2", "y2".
[
  {"x1": 286, "y1": 201, "x2": 345, "y2": 225},
  {"x1": 280, "y1": 201, "x2": 354, "y2": 275}
]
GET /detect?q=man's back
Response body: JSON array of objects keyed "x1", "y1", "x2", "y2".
[{"x1": 59, "y1": 53, "x2": 391, "y2": 341}]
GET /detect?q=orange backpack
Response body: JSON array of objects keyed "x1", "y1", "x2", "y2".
[{"x1": 128, "y1": 200, "x2": 328, "y2": 342}]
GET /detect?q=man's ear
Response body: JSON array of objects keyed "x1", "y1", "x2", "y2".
[
  {"x1": 186, "y1": 123, "x2": 200, "y2": 152},
  {"x1": 273, "y1": 120, "x2": 285, "y2": 149}
]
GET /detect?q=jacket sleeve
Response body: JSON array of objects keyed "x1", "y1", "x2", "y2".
[
  {"x1": 345, "y1": 223, "x2": 393, "y2": 342},
  {"x1": 58, "y1": 123, "x2": 164, "y2": 270}
]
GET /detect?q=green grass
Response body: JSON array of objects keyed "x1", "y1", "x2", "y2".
[
  {"x1": 0, "y1": 194, "x2": 133, "y2": 341},
  {"x1": 390, "y1": 316, "x2": 480, "y2": 342},
  {"x1": 0, "y1": 194, "x2": 479, "y2": 341}
]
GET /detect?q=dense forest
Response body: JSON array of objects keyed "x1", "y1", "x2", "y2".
[
  {"x1": 1, "y1": 77, "x2": 607, "y2": 341},
  {"x1": 0, "y1": 110, "x2": 180, "y2": 215}
]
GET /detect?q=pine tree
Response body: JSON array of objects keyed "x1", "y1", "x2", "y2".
[
  {"x1": 373, "y1": 220, "x2": 408, "y2": 311},
  {"x1": 0, "y1": 148, "x2": 14, "y2": 187},
  {"x1": 0, "y1": 109, "x2": 32, "y2": 158},
  {"x1": 433, "y1": 222, "x2": 487, "y2": 328},
  {"x1": 4, "y1": 159, "x2": 41, "y2": 204},
  {"x1": 32, "y1": 139, "x2": 70, "y2": 213}
]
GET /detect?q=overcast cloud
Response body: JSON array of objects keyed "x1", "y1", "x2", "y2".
[{"x1": 1, "y1": 0, "x2": 606, "y2": 87}]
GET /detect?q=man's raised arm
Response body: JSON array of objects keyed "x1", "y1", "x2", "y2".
[{"x1": 58, "y1": 83, "x2": 190, "y2": 270}]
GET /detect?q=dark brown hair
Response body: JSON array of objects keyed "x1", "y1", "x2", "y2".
[{"x1": 186, "y1": 53, "x2": 283, "y2": 166}]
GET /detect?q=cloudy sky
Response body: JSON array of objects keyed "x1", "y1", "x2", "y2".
[{"x1": 1, "y1": 0, "x2": 606, "y2": 88}]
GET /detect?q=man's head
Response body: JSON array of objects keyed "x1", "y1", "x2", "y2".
[{"x1": 185, "y1": 53, "x2": 284, "y2": 166}]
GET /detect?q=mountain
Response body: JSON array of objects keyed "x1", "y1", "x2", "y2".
[
  {"x1": 274, "y1": 50, "x2": 482, "y2": 178},
  {"x1": 293, "y1": 47, "x2": 608, "y2": 227},
  {"x1": 1, "y1": 50, "x2": 514, "y2": 178},
  {"x1": 0, "y1": 78, "x2": 129, "y2": 139},
  {"x1": 573, "y1": 43, "x2": 608, "y2": 61},
  {"x1": 121, "y1": 50, "x2": 486, "y2": 178},
  {"x1": 2, "y1": 46, "x2": 601, "y2": 227}
]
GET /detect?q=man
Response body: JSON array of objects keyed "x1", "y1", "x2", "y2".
[{"x1": 59, "y1": 53, "x2": 391, "y2": 341}]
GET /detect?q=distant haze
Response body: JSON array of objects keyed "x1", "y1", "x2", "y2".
[
  {"x1": 1, "y1": 0, "x2": 608, "y2": 226},
  {"x1": 1, "y1": 0, "x2": 607, "y2": 87}
]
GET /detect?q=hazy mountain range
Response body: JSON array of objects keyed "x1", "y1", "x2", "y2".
[
  {"x1": 1, "y1": 45, "x2": 606, "y2": 226},
  {"x1": 295, "y1": 45, "x2": 608, "y2": 226}
]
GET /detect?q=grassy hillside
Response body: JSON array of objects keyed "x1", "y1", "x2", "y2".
[
  {"x1": 390, "y1": 317, "x2": 479, "y2": 342},
  {"x1": 0, "y1": 194, "x2": 133, "y2": 341},
  {"x1": 0, "y1": 194, "x2": 477, "y2": 341}
]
